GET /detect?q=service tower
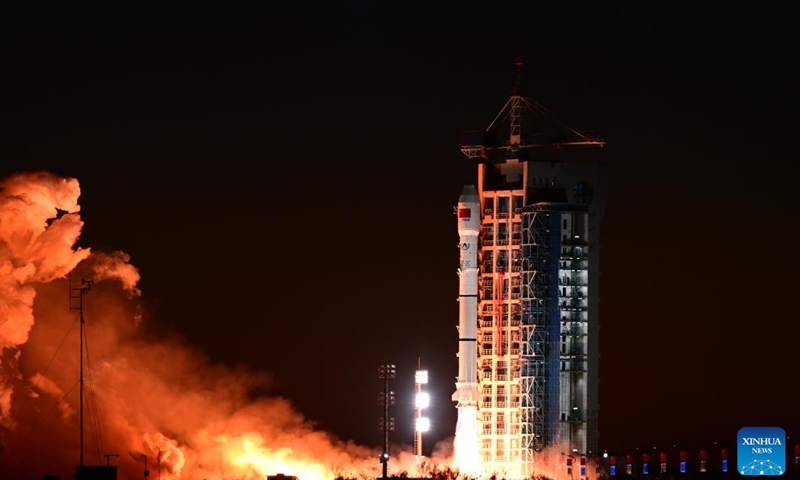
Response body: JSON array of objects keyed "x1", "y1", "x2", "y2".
[{"x1": 454, "y1": 58, "x2": 607, "y2": 478}]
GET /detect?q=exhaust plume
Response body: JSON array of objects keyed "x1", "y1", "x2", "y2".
[{"x1": 0, "y1": 171, "x2": 435, "y2": 480}]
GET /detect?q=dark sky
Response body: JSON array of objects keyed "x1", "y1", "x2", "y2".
[{"x1": 2, "y1": 0, "x2": 798, "y2": 460}]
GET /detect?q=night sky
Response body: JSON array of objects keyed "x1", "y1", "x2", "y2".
[{"x1": 2, "y1": 0, "x2": 798, "y2": 462}]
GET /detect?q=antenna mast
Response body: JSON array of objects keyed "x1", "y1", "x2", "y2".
[
  {"x1": 509, "y1": 56, "x2": 524, "y2": 146},
  {"x1": 70, "y1": 278, "x2": 93, "y2": 468}
]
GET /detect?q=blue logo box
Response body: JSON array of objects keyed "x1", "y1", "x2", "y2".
[{"x1": 738, "y1": 426, "x2": 786, "y2": 475}]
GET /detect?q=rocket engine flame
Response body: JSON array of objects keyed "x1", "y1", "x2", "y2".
[
  {"x1": 453, "y1": 406, "x2": 480, "y2": 476},
  {"x1": 0, "y1": 171, "x2": 449, "y2": 480}
]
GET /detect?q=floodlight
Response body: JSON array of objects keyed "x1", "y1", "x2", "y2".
[{"x1": 415, "y1": 417, "x2": 430, "y2": 432}]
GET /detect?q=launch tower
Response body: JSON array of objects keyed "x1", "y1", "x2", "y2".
[{"x1": 455, "y1": 58, "x2": 607, "y2": 478}]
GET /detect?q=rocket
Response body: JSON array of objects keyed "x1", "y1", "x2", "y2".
[{"x1": 452, "y1": 184, "x2": 480, "y2": 406}]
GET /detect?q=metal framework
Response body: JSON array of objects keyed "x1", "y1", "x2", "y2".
[
  {"x1": 462, "y1": 58, "x2": 604, "y2": 163},
  {"x1": 557, "y1": 208, "x2": 591, "y2": 455},
  {"x1": 377, "y1": 364, "x2": 396, "y2": 479},
  {"x1": 463, "y1": 93, "x2": 606, "y2": 160},
  {"x1": 478, "y1": 191, "x2": 526, "y2": 477},
  {"x1": 462, "y1": 57, "x2": 604, "y2": 477},
  {"x1": 520, "y1": 210, "x2": 554, "y2": 459},
  {"x1": 479, "y1": 202, "x2": 594, "y2": 477}
]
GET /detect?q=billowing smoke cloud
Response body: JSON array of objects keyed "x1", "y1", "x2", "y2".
[
  {"x1": 0, "y1": 171, "x2": 443, "y2": 480},
  {"x1": 1, "y1": 172, "x2": 91, "y2": 432}
]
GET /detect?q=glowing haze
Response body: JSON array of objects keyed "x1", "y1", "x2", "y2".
[
  {"x1": 0, "y1": 171, "x2": 449, "y2": 480},
  {"x1": 453, "y1": 406, "x2": 480, "y2": 475}
]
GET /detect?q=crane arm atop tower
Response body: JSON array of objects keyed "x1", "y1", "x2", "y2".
[{"x1": 461, "y1": 57, "x2": 605, "y2": 160}]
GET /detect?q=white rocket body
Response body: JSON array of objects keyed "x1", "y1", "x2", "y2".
[{"x1": 452, "y1": 185, "x2": 480, "y2": 406}]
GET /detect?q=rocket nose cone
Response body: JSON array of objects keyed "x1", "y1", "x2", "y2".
[{"x1": 459, "y1": 184, "x2": 478, "y2": 203}]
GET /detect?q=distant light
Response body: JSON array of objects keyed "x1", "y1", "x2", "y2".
[
  {"x1": 416, "y1": 417, "x2": 430, "y2": 432},
  {"x1": 604, "y1": 453, "x2": 608, "y2": 459},
  {"x1": 416, "y1": 392, "x2": 430, "y2": 409},
  {"x1": 415, "y1": 370, "x2": 429, "y2": 384}
]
